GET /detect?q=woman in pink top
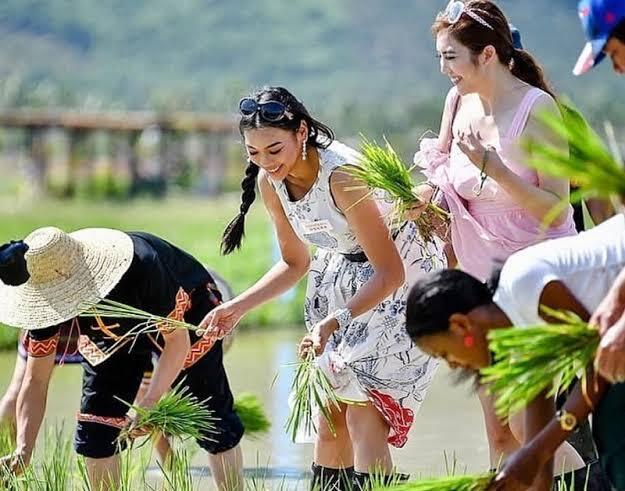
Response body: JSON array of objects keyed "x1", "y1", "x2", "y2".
[{"x1": 410, "y1": 0, "x2": 578, "y2": 470}]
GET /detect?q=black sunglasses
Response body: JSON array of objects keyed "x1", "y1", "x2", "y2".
[{"x1": 238, "y1": 98, "x2": 292, "y2": 122}]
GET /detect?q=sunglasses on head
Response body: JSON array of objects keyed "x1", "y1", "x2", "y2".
[
  {"x1": 441, "y1": 1, "x2": 494, "y2": 30},
  {"x1": 238, "y1": 98, "x2": 293, "y2": 122}
]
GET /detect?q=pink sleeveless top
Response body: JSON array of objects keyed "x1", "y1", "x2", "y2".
[{"x1": 416, "y1": 86, "x2": 577, "y2": 281}]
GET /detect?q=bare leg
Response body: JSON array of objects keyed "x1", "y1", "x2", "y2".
[
  {"x1": 207, "y1": 444, "x2": 243, "y2": 490},
  {"x1": 0, "y1": 355, "x2": 27, "y2": 441},
  {"x1": 346, "y1": 402, "x2": 391, "y2": 474},
  {"x1": 85, "y1": 455, "x2": 120, "y2": 491},
  {"x1": 314, "y1": 402, "x2": 353, "y2": 469},
  {"x1": 478, "y1": 387, "x2": 521, "y2": 468}
]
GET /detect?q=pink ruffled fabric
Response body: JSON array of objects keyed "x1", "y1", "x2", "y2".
[{"x1": 415, "y1": 137, "x2": 576, "y2": 281}]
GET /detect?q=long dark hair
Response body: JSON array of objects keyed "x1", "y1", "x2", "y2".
[
  {"x1": 432, "y1": 1, "x2": 556, "y2": 99},
  {"x1": 405, "y1": 269, "x2": 498, "y2": 340},
  {"x1": 221, "y1": 86, "x2": 335, "y2": 255}
]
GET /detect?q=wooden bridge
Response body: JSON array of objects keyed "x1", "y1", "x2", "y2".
[{"x1": 0, "y1": 108, "x2": 239, "y2": 198}]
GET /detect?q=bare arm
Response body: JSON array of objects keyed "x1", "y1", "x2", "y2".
[
  {"x1": 523, "y1": 390, "x2": 555, "y2": 490},
  {"x1": 585, "y1": 198, "x2": 615, "y2": 226},
  {"x1": 13, "y1": 354, "x2": 55, "y2": 467},
  {"x1": 330, "y1": 168, "x2": 405, "y2": 317},
  {"x1": 491, "y1": 96, "x2": 571, "y2": 226},
  {"x1": 494, "y1": 281, "x2": 600, "y2": 488},
  {"x1": 138, "y1": 328, "x2": 190, "y2": 407},
  {"x1": 232, "y1": 171, "x2": 311, "y2": 314}
]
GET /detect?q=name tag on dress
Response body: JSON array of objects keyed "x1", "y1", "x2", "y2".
[{"x1": 302, "y1": 219, "x2": 333, "y2": 234}]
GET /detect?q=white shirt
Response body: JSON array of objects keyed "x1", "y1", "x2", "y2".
[{"x1": 493, "y1": 214, "x2": 625, "y2": 326}]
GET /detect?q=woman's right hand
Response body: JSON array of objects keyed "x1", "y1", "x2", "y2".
[
  {"x1": 404, "y1": 184, "x2": 434, "y2": 221},
  {"x1": 199, "y1": 300, "x2": 246, "y2": 340}
]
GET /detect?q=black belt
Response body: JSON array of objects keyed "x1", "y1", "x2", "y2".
[{"x1": 341, "y1": 226, "x2": 404, "y2": 263}]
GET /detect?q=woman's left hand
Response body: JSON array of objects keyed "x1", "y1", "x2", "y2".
[{"x1": 456, "y1": 126, "x2": 502, "y2": 177}]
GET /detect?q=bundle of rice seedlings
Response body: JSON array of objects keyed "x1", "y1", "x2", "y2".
[
  {"x1": 524, "y1": 102, "x2": 625, "y2": 206},
  {"x1": 79, "y1": 297, "x2": 216, "y2": 355},
  {"x1": 480, "y1": 308, "x2": 599, "y2": 419},
  {"x1": 233, "y1": 393, "x2": 271, "y2": 438},
  {"x1": 285, "y1": 349, "x2": 343, "y2": 442},
  {"x1": 81, "y1": 298, "x2": 204, "y2": 334},
  {"x1": 371, "y1": 472, "x2": 494, "y2": 491},
  {"x1": 346, "y1": 137, "x2": 450, "y2": 243},
  {"x1": 117, "y1": 383, "x2": 217, "y2": 444}
]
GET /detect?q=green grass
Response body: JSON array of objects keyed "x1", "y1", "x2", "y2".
[{"x1": 0, "y1": 196, "x2": 307, "y2": 350}]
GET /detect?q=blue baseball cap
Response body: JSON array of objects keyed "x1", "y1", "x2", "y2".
[{"x1": 574, "y1": 0, "x2": 625, "y2": 75}]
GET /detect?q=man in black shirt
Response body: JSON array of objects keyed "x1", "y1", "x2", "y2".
[{"x1": 0, "y1": 227, "x2": 243, "y2": 490}]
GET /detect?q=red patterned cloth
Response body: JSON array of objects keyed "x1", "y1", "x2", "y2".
[{"x1": 368, "y1": 389, "x2": 414, "y2": 448}]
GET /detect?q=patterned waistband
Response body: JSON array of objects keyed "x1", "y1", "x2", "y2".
[{"x1": 76, "y1": 412, "x2": 130, "y2": 429}]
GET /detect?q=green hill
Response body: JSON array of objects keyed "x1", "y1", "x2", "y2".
[{"x1": 0, "y1": 0, "x2": 622, "y2": 135}]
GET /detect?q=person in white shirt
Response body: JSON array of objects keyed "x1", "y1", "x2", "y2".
[{"x1": 405, "y1": 214, "x2": 625, "y2": 490}]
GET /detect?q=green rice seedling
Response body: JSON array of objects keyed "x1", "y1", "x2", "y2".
[
  {"x1": 233, "y1": 393, "x2": 271, "y2": 438},
  {"x1": 79, "y1": 298, "x2": 209, "y2": 355},
  {"x1": 346, "y1": 137, "x2": 450, "y2": 243},
  {"x1": 284, "y1": 349, "x2": 342, "y2": 443},
  {"x1": 36, "y1": 425, "x2": 74, "y2": 491},
  {"x1": 480, "y1": 308, "x2": 599, "y2": 419},
  {"x1": 75, "y1": 457, "x2": 92, "y2": 491},
  {"x1": 117, "y1": 383, "x2": 217, "y2": 444},
  {"x1": 0, "y1": 425, "x2": 14, "y2": 456},
  {"x1": 371, "y1": 473, "x2": 494, "y2": 491},
  {"x1": 159, "y1": 448, "x2": 197, "y2": 491}
]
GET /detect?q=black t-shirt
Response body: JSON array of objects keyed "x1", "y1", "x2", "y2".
[{"x1": 29, "y1": 232, "x2": 212, "y2": 358}]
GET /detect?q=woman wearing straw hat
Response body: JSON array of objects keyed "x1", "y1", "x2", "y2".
[
  {"x1": 0, "y1": 227, "x2": 244, "y2": 491},
  {"x1": 0, "y1": 265, "x2": 236, "y2": 469}
]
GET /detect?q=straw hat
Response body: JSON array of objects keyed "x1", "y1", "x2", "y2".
[{"x1": 0, "y1": 227, "x2": 134, "y2": 330}]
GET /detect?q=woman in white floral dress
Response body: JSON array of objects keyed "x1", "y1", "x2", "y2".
[{"x1": 201, "y1": 86, "x2": 445, "y2": 490}]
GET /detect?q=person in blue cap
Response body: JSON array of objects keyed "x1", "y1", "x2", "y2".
[
  {"x1": 490, "y1": 3, "x2": 625, "y2": 488},
  {"x1": 573, "y1": 0, "x2": 625, "y2": 75}
]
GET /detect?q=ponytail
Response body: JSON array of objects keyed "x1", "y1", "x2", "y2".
[
  {"x1": 510, "y1": 49, "x2": 556, "y2": 99},
  {"x1": 220, "y1": 161, "x2": 259, "y2": 255}
]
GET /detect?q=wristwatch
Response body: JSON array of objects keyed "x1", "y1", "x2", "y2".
[
  {"x1": 555, "y1": 410, "x2": 578, "y2": 432},
  {"x1": 333, "y1": 308, "x2": 353, "y2": 330}
]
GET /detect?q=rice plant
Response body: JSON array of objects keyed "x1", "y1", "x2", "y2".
[
  {"x1": 371, "y1": 473, "x2": 494, "y2": 491},
  {"x1": 346, "y1": 137, "x2": 450, "y2": 243},
  {"x1": 79, "y1": 298, "x2": 210, "y2": 355},
  {"x1": 159, "y1": 448, "x2": 197, "y2": 491},
  {"x1": 233, "y1": 393, "x2": 271, "y2": 438},
  {"x1": 480, "y1": 308, "x2": 599, "y2": 419},
  {"x1": 37, "y1": 426, "x2": 74, "y2": 491},
  {"x1": 284, "y1": 349, "x2": 343, "y2": 442},
  {"x1": 117, "y1": 383, "x2": 217, "y2": 444}
]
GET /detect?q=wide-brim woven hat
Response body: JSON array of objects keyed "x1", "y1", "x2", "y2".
[{"x1": 0, "y1": 227, "x2": 134, "y2": 330}]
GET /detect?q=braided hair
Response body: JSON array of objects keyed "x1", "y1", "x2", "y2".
[{"x1": 221, "y1": 86, "x2": 334, "y2": 254}]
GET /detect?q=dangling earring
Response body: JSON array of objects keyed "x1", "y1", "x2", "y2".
[
  {"x1": 508, "y1": 56, "x2": 515, "y2": 71},
  {"x1": 302, "y1": 140, "x2": 308, "y2": 161}
]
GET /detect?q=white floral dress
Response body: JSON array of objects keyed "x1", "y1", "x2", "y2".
[{"x1": 273, "y1": 141, "x2": 445, "y2": 447}]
